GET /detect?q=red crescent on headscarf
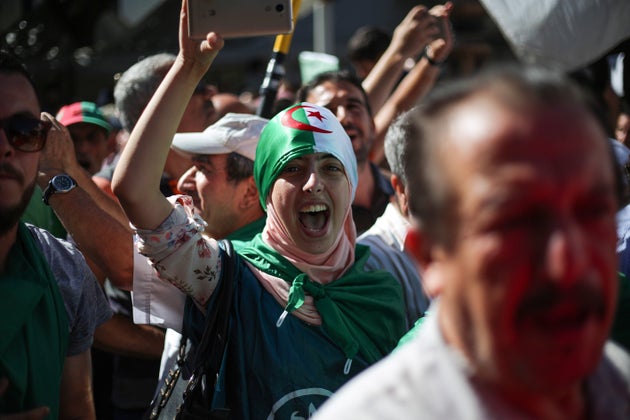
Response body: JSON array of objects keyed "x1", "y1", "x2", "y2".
[{"x1": 280, "y1": 105, "x2": 333, "y2": 134}]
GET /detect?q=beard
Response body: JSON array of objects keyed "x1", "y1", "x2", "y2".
[
  {"x1": 352, "y1": 138, "x2": 372, "y2": 166},
  {"x1": 0, "y1": 179, "x2": 36, "y2": 235},
  {"x1": 352, "y1": 133, "x2": 374, "y2": 166}
]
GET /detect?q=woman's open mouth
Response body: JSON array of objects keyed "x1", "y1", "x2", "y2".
[{"x1": 299, "y1": 203, "x2": 330, "y2": 234}]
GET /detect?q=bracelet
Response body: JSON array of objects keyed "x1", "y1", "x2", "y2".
[{"x1": 422, "y1": 48, "x2": 444, "y2": 67}]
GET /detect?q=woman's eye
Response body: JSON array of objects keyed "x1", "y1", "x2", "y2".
[
  {"x1": 282, "y1": 165, "x2": 300, "y2": 173},
  {"x1": 321, "y1": 159, "x2": 343, "y2": 173}
]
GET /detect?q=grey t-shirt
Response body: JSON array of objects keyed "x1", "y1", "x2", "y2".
[{"x1": 27, "y1": 224, "x2": 112, "y2": 356}]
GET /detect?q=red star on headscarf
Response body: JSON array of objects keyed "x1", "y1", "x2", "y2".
[
  {"x1": 281, "y1": 105, "x2": 333, "y2": 133},
  {"x1": 307, "y1": 110, "x2": 325, "y2": 122}
]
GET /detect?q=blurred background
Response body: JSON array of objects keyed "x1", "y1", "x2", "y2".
[
  {"x1": 1, "y1": 0, "x2": 628, "y2": 130},
  {"x1": 0, "y1": 0, "x2": 515, "y2": 113}
]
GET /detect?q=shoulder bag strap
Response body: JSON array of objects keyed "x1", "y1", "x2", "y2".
[{"x1": 176, "y1": 239, "x2": 236, "y2": 419}]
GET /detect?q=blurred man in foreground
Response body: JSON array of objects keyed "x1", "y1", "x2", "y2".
[{"x1": 313, "y1": 66, "x2": 630, "y2": 419}]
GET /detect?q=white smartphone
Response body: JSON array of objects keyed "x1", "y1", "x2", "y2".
[{"x1": 188, "y1": 0, "x2": 294, "y2": 40}]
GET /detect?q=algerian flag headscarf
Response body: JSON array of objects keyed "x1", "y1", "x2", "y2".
[{"x1": 255, "y1": 102, "x2": 358, "y2": 210}]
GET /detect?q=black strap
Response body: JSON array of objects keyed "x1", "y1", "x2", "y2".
[{"x1": 175, "y1": 239, "x2": 235, "y2": 419}]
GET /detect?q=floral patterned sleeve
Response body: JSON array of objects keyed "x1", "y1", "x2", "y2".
[{"x1": 134, "y1": 195, "x2": 222, "y2": 308}]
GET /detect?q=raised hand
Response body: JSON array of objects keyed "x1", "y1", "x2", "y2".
[
  {"x1": 426, "y1": 2, "x2": 454, "y2": 64},
  {"x1": 390, "y1": 5, "x2": 441, "y2": 60},
  {"x1": 38, "y1": 112, "x2": 81, "y2": 178},
  {"x1": 178, "y1": 0, "x2": 224, "y2": 73}
]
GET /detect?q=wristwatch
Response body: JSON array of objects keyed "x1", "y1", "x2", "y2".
[{"x1": 43, "y1": 174, "x2": 77, "y2": 205}]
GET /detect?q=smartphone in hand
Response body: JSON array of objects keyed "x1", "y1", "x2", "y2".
[{"x1": 188, "y1": 0, "x2": 293, "y2": 39}]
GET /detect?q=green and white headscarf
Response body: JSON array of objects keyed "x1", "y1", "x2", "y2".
[{"x1": 254, "y1": 102, "x2": 358, "y2": 209}]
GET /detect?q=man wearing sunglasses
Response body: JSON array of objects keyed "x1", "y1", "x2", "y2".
[{"x1": 0, "y1": 50, "x2": 112, "y2": 418}]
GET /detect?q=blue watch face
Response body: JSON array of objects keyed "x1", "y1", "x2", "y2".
[{"x1": 52, "y1": 175, "x2": 74, "y2": 192}]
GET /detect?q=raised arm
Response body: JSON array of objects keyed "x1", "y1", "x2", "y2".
[
  {"x1": 370, "y1": 2, "x2": 454, "y2": 165},
  {"x1": 361, "y1": 5, "x2": 440, "y2": 115},
  {"x1": 112, "y1": 0, "x2": 224, "y2": 229},
  {"x1": 36, "y1": 114, "x2": 133, "y2": 287}
]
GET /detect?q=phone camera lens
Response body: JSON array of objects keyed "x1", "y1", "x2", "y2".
[{"x1": 275, "y1": 3, "x2": 284, "y2": 12}]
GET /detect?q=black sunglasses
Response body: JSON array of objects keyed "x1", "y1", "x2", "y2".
[{"x1": 1, "y1": 115, "x2": 51, "y2": 153}]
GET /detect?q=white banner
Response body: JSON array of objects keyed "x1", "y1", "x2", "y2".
[{"x1": 479, "y1": 0, "x2": 630, "y2": 71}]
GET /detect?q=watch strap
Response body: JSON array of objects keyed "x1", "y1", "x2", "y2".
[
  {"x1": 42, "y1": 183, "x2": 54, "y2": 206},
  {"x1": 422, "y1": 47, "x2": 444, "y2": 67},
  {"x1": 42, "y1": 174, "x2": 76, "y2": 206}
]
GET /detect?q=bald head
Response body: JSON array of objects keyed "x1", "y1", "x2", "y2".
[{"x1": 212, "y1": 93, "x2": 252, "y2": 120}]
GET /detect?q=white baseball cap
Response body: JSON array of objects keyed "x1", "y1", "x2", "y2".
[{"x1": 172, "y1": 113, "x2": 268, "y2": 161}]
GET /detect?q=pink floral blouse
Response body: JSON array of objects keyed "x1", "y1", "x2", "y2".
[{"x1": 134, "y1": 195, "x2": 223, "y2": 309}]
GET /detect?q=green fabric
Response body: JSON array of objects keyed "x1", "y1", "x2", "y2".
[
  {"x1": 611, "y1": 272, "x2": 630, "y2": 352},
  {"x1": 238, "y1": 234, "x2": 406, "y2": 364},
  {"x1": 0, "y1": 223, "x2": 68, "y2": 417},
  {"x1": 227, "y1": 216, "x2": 266, "y2": 252},
  {"x1": 21, "y1": 185, "x2": 67, "y2": 239},
  {"x1": 395, "y1": 314, "x2": 427, "y2": 350}
]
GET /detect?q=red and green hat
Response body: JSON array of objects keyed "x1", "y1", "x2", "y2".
[
  {"x1": 56, "y1": 101, "x2": 112, "y2": 134},
  {"x1": 254, "y1": 102, "x2": 358, "y2": 210}
]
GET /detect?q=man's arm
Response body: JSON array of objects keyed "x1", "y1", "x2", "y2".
[
  {"x1": 36, "y1": 114, "x2": 134, "y2": 289},
  {"x1": 361, "y1": 5, "x2": 440, "y2": 115},
  {"x1": 58, "y1": 351, "x2": 95, "y2": 420},
  {"x1": 93, "y1": 314, "x2": 165, "y2": 359},
  {"x1": 370, "y1": 2, "x2": 454, "y2": 165}
]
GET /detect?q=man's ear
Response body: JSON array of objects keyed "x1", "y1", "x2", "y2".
[
  {"x1": 239, "y1": 176, "x2": 259, "y2": 209},
  {"x1": 390, "y1": 174, "x2": 409, "y2": 216},
  {"x1": 404, "y1": 227, "x2": 444, "y2": 298}
]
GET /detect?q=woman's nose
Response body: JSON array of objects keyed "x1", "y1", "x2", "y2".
[{"x1": 303, "y1": 170, "x2": 323, "y2": 193}]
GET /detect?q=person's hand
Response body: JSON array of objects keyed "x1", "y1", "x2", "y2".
[
  {"x1": 36, "y1": 112, "x2": 83, "y2": 187},
  {"x1": 0, "y1": 377, "x2": 50, "y2": 420},
  {"x1": 178, "y1": 0, "x2": 224, "y2": 74},
  {"x1": 390, "y1": 5, "x2": 441, "y2": 60},
  {"x1": 425, "y1": 2, "x2": 454, "y2": 64}
]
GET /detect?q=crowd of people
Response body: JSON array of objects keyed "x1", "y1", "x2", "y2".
[{"x1": 2, "y1": 0, "x2": 630, "y2": 418}]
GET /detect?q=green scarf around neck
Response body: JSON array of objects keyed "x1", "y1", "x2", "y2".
[
  {"x1": 0, "y1": 223, "x2": 68, "y2": 417},
  {"x1": 239, "y1": 234, "x2": 406, "y2": 365}
]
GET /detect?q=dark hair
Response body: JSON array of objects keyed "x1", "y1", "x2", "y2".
[
  {"x1": 347, "y1": 26, "x2": 391, "y2": 63},
  {"x1": 404, "y1": 64, "x2": 626, "y2": 248},
  {"x1": 225, "y1": 152, "x2": 254, "y2": 183},
  {"x1": 0, "y1": 50, "x2": 36, "y2": 89},
  {"x1": 296, "y1": 69, "x2": 373, "y2": 118}
]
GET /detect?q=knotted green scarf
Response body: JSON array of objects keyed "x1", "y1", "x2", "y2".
[
  {"x1": 239, "y1": 234, "x2": 406, "y2": 365},
  {"x1": 0, "y1": 223, "x2": 68, "y2": 417}
]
